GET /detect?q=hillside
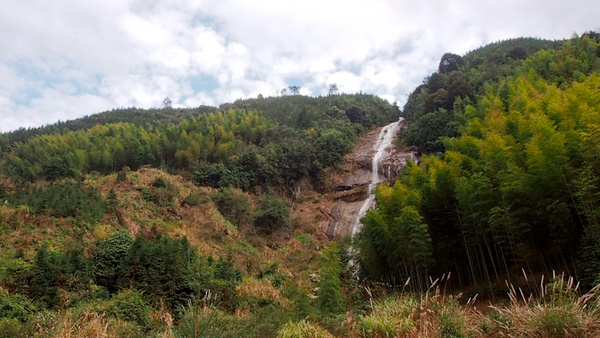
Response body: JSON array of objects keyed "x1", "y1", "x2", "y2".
[
  {"x1": 0, "y1": 106, "x2": 217, "y2": 151},
  {"x1": 2, "y1": 33, "x2": 600, "y2": 337},
  {"x1": 0, "y1": 94, "x2": 401, "y2": 336}
]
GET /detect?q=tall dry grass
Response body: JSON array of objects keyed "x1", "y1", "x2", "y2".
[
  {"x1": 357, "y1": 271, "x2": 600, "y2": 337},
  {"x1": 483, "y1": 271, "x2": 600, "y2": 337}
]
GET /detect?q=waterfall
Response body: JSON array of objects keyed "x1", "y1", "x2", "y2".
[{"x1": 351, "y1": 118, "x2": 403, "y2": 236}]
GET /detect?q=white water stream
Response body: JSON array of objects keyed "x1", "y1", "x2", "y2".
[{"x1": 351, "y1": 118, "x2": 403, "y2": 236}]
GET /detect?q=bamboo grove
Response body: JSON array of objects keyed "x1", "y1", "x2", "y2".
[{"x1": 357, "y1": 33, "x2": 600, "y2": 291}]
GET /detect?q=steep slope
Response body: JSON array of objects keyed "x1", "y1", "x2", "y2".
[{"x1": 291, "y1": 119, "x2": 416, "y2": 240}]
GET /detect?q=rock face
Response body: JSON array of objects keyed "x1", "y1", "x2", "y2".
[
  {"x1": 322, "y1": 120, "x2": 416, "y2": 239},
  {"x1": 377, "y1": 150, "x2": 419, "y2": 180}
]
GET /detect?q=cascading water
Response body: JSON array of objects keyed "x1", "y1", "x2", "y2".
[{"x1": 351, "y1": 118, "x2": 403, "y2": 236}]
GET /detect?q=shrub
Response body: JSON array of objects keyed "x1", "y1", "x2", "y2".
[
  {"x1": 253, "y1": 195, "x2": 289, "y2": 234},
  {"x1": 0, "y1": 318, "x2": 25, "y2": 338},
  {"x1": 116, "y1": 170, "x2": 127, "y2": 182},
  {"x1": 141, "y1": 186, "x2": 175, "y2": 208},
  {"x1": 182, "y1": 193, "x2": 203, "y2": 207},
  {"x1": 29, "y1": 244, "x2": 92, "y2": 308},
  {"x1": 123, "y1": 234, "x2": 199, "y2": 310},
  {"x1": 277, "y1": 320, "x2": 334, "y2": 338},
  {"x1": 174, "y1": 300, "x2": 218, "y2": 338},
  {"x1": 151, "y1": 177, "x2": 168, "y2": 188},
  {"x1": 107, "y1": 289, "x2": 151, "y2": 330},
  {"x1": 317, "y1": 244, "x2": 344, "y2": 315},
  {"x1": 439, "y1": 307, "x2": 467, "y2": 338},
  {"x1": 204, "y1": 256, "x2": 243, "y2": 311},
  {"x1": 93, "y1": 231, "x2": 133, "y2": 292},
  {"x1": 358, "y1": 297, "x2": 416, "y2": 337},
  {"x1": 212, "y1": 188, "x2": 251, "y2": 226},
  {"x1": 0, "y1": 288, "x2": 36, "y2": 323}
]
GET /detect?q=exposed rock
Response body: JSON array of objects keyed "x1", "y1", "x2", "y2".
[
  {"x1": 377, "y1": 151, "x2": 418, "y2": 180},
  {"x1": 290, "y1": 120, "x2": 416, "y2": 240},
  {"x1": 324, "y1": 121, "x2": 417, "y2": 239}
]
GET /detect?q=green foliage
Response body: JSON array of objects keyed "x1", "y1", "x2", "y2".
[
  {"x1": 212, "y1": 188, "x2": 251, "y2": 226},
  {"x1": 401, "y1": 37, "x2": 567, "y2": 153},
  {"x1": 276, "y1": 320, "x2": 334, "y2": 338},
  {"x1": 0, "y1": 106, "x2": 217, "y2": 148},
  {"x1": 93, "y1": 231, "x2": 134, "y2": 292},
  {"x1": 0, "y1": 318, "x2": 26, "y2": 338},
  {"x1": 107, "y1": 289, "x2": 151, "y2": 330},
  {"x1": 0, "y1": 288, "x2": 36, "y2": 323},
  {"x1": 122, "y1": 234, "x2": 199, "y2": 310},
  {"x1": 370, "y1": 33, "x2": 600, "y2": 289},
  {"x1": 41, "y1": 156, "x2": 72, "y2": 181},
  {"x1": 357, "y1": 182, "x2": 433, "y2": 290},
  {"x1": 2, "y1": 95, "x2": 397, "y2": 196},
  {"x1": 140, "y1": 178, "x2": 177, "y2": 208},
  {"x1": 253, "y1": 195, "x2": 290, "y2": 234},
  {"x1": 439, "y1": 304, "x2": 467, "y2": 338},
  {"x1": 174, "y1": 298, "x2": 218, "y2": 338},
  {"x1": 151, "y1": 177, "x2": 168, "y2": 188},
  {"x1": 358, "y1": 297, "x2": 416, "y2": 338},
  {"x1": 317, "y1": 244, "x2": 345, "y2": 315},
  {"x1": 116, "y1": 169, "x2": 128, "y2": 182},
  {"x1": 182, "y1": 193, "x2": 204, "y2": 207},
  {"x1": 6, "y1": 181, "x2": 106, "y2": 222},
  {"x1": 203, "y1": 256, "x2": 243, "y2": 312},
  {"x1": 27, "y1": 244, "x2": 91, "y2": 308}
]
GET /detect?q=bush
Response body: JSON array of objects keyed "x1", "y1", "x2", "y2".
[
  {"x1": 358, "y1": 297, "x2": 416, "y2": 337},
  {"x1": 141, "y1": 186, "x2": 175, "y2": 208},
  {"x1": 116, "y1": 170, "x2": 127, "y2": 182},
  {"x1": 151, "y1": 177, "x2": 168, "y2": 188},
  {"x1": 0, "y1": 318, "x2": 25, "y2": 338},
  {"x1": 107, "y1": 289, "x2": 151, "y2": 330},
  {"x1": 253, "y1": 195, "x2": 289, "y2": 234},
  {"x1": 182, "y1": 193, "x2": 203, "y2": 207},
  {"x1": 123, "y1": 234, "x2": 199, "y2": 310},
  {"x1": 29, "y1": 244, "x2": 91, "y2": 308},
  {"x1": 317, "y1": 244, "x2": 344, "y2": 316},
  {"x1": 204, "y1": 256, "x2": 243, "y2": 312},
  {"x1": 277, "y1": 320, "x2": 334, "y2": 338},
  {"x1": 212, "y1": 188, "x2": 251, "y2": 226},
  {"x1": 0, "y1": 288, "x2": 36, "y2": 323},
  {"x1": 93, "y1": 231, "x2": 133, "y2": 292}
]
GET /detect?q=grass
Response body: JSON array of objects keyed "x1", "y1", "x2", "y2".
[
  {"x1": 354, "y1": 272, "x2": 600, "y2": 338},
  {"x1": 484, "y1": 272, "x2": 600, "y2": 337},
  {"x1": 277, "y1": 320, "x2": 334, "y2": 338}
]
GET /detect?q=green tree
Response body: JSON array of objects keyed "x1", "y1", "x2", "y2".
[{"x1": 317, "y1": 244, "x2": 344, "y2": 315}]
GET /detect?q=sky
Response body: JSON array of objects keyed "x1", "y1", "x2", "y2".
[{"x1": 0, "y1": 0, "x2": 598, "y2": 132}]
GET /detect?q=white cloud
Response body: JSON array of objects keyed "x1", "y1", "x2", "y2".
[{"x1": 0, "y1": 0, "x2": 599, "y2": 131}]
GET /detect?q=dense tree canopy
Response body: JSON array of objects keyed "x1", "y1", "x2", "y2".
[
  {"x1": 360, "y1": 33, "x2": 600, "y2": 290},
  {"x1": 1, "y1": 94, "x2": 398, "y2": 195}
]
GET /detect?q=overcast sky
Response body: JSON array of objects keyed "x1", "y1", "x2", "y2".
[{"x1": 0, "y1": 0, "x2": 598, "y2": 131}]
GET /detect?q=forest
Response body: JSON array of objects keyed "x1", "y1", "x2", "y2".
[
  {"x1": 358, "y1": 32, "x2": 600, "y2": 292},
  {"x1": 1, "y1": 33, "x2": 600, "y2": 337}
]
